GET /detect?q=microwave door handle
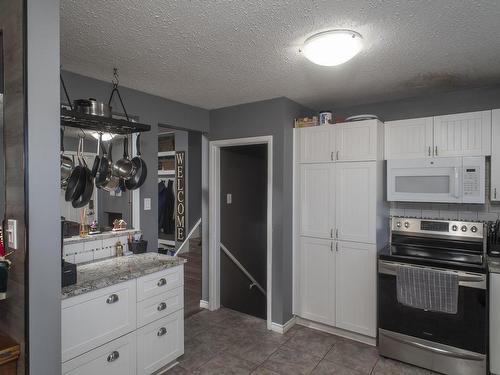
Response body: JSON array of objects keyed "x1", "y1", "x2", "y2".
[{"x1": 453, "y1": 167, "x2": 460, "y2": 198}]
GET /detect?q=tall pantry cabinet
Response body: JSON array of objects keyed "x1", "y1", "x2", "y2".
[{"x1": 293, "y1": 120, "x2": 388, "y2": 343}]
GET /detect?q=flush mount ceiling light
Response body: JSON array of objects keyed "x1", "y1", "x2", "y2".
[
  {"x1": 301, "y1": 29, "x2": 363, "y2": 66},
  {"x1": 91, "y1": 132, "x2": 115, "y2": 142}
]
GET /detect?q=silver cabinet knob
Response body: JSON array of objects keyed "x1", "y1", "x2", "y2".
[
  {"x1": 107, "y1": 351, "x2": 120, "y2": 362},
  {"x1": 157, "y1": 302, "x2": 167, "y2": 311},
  {"x1": 452, "y1": 225, "x2": 458, "y2": 231},
  {"x1": 461, "y1": 225, "x2": 467, "y2": 232},
  {"x1": 404, "y1": 221, "x2": 410, "y2": 228},
  {"x1": 471, "y1": 226, "x2": 478, "y2": 233},
  {"x1": 396, "y1": 222, "x2": 402, "y2": 228},
  {"x1": 157, "y1": 327, "x2": 167, "y2": 337},
  {"x1": 106, "y1": 294, "x2": 119, "y2": 304},
  {"x1": 157, "y1": 278, "x2": 167, "y2": 287}
]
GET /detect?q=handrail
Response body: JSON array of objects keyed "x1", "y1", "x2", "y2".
[
  {"x1": 220, "y1": 243, "x2": 266, "y2": 296},
  {"x1": 173, "y1": 218, "x2": 201, "y2": 257}
]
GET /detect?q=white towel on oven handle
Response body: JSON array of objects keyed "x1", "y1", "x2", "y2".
[{"x1": 396, "y1": 265, "x2": 459, "y2": 314}]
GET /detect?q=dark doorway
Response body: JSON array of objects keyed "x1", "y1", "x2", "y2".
[{"x1": 220, "y1": 144, "x2": 267, "y2": 319}]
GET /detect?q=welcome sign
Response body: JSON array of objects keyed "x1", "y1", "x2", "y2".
[{"x1": 175, "y1": 151, "x2": 186, "y2": 241}]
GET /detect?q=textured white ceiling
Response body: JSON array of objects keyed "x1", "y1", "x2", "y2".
[{"x1": 61, "y1": 0, "x2": 500, "y2": 110}]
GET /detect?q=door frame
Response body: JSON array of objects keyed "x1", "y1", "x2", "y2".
[{"x1": 209, "y1": 135, "x2": 273, "y2": 329}]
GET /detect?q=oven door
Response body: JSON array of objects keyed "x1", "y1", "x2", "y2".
[
  {"x1": 378, "y1": 260, "x2": 487, "y2": 354},
  {"x1": 387, "y1": 157, "x2": 462, "y2": 203}
]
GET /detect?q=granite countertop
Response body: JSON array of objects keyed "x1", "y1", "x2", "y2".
[
  {"x1": 489, "y1": 257, "x2": 500, "y2": 274},
  {"x1": 64, "y1": 229, "x2": 142, "y2": 245},
  {"x1": 61, "y1": 253, "x2": 186, "y2": 300}
]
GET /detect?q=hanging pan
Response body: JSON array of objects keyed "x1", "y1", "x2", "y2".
[
  {"x1": 64, "y1": 137, "x2": 86, "y2": 202},
  {"x1": 112, "y1": 137, "x2": 135, "y2": 180},
  {"x1": 60, "y1": 127, "x2": 74, "y2": 185},
  {"x1": 125, "y1": 134, "x2": 148, "y2": 190},
  {"x1": 102, "y1": 141, "x2": 120, "y2": 193},
  {"x1": 72, "y1": 138, "x2": 94, "y2": 208}
]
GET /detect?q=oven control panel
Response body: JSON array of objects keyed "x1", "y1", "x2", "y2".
[{"x1": 392, "y1": 217, "x2": 484, "y2": 239}]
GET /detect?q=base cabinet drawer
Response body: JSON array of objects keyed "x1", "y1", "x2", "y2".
[
  {"x1": 137, "y1": 287, "x2": 184, "y2": 328},
  {"x1": 137, "y1": 266, "x2": 183, "y2": 301},
  {"x1": 62, "y1": 332, "x2": 136, "y2": 375},
  {"x1": 137, "y1": 309, "x2": 184, "y2": 375},
  {"x1": 62, "y1": 280, "x2": 137, "y2": 362}
]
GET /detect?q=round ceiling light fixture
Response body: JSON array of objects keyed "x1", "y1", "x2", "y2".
[
  {"x1": 91, "y1": 132, "x2": 115, "y2": 142},
  {"x1": 301, "y1": 29, "x2": 363, "y2": 66}
]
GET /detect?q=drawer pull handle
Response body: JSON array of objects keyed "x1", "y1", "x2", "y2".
[
  {"x1": 157, "y1": 327, "x2": 167, "y2": 337},
  {"x1": 107, "y1": 351, "x2": 120, "y2": 362},
  {"x1": 106, "y1": 294, "x2": 119, "y2": 304},
  {"x1": 157, "y1": 278, "x2": 167, "y2": 287},
  {"x1": 157, "y1": 302, "x2": 167, "y2": 311}
]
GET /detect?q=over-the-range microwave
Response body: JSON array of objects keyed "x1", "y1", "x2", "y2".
[{"x1": 387, "y1": 156, "x2": 485, "y2": 204}]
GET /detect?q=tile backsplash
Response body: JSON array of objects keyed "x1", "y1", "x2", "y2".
[{"x1": 390, "y1": 159, "x2": 500, "y2": 221}]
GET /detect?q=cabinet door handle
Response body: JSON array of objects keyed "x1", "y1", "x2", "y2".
[
  {"x1": 157, "y1": 327, "x2": 167, "y2": 337},
  {"x1": 428, "y1": 146, "x2": 431, "y2": 156},
  {"x1": 106, "y1": 294, "x2": 119, "y2": 304},
  {"x1": 331, "y1": 151, "x2": 334, "y2": 161},
  {"x1": 107, "y1": 351, "x2": 120, "y2": 362},
  {"x1": 336, "y1": 150, "x2": 339, "y2": 160},
  {"x1": 330, "y1": 228, "x2": 333, "y2": 238},
  {"x1": 336, "y1": 242, "x2": 339, "y2": 252},
  {"x1": 335, "y1": 228, "x2": 339, "y2": 239},
  {"x1": 435, "y1": 146, "x2": 438, "y2": 156},
  {"x1": 330, "y1": 242, "x2": 333, "y2": 252},
  {"x1": 157, "y1": 302, "x2": 167, "y2": 311},
  {"x1": 495, "y1": 188, "x2": 497, "y2": 199},
  {"x1": 157, "y1": 278, "x2": 167, "y2": 287}
]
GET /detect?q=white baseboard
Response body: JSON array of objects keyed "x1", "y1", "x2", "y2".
[
  {"x1": 199, "y1": 300, "x2": 209, "y2": 310},
  {"x1": 270, "y1": 316, "x2": 297, "y2": 334},
  {"x1": 296, "y1": 317, "x2": 377, "y2": 347}
]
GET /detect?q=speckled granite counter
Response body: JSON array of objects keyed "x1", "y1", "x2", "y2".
[
  {"x1": 61, "y1": 253, "x2": 186, "y2": 300},
  {"x1": 489, "y1": 257, "x2": 500, "y2": 274},
  {"x1": 63, "y1": 229, "x2": 141, "y2": 245}
]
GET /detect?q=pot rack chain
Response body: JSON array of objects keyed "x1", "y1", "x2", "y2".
[{"x1": 108, "y1": 68, "x2": 130, "y2": 122}]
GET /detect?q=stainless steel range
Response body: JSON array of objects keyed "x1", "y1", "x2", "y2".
[{"x1": 378, "y1": 217, "x2": 487, "y2": 375}]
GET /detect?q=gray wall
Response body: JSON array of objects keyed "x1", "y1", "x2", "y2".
[
  {"x1": 209, "y1": 97, "x2": 312, "y2": 324},
  {"x1": 334, "y1": 85, "x2": 500, "y2": 122},
  {"x1": 61, "y1": 71, "x2": 209, "y2": 250},
  {"x1": 188, "y1": 131, "x2": 202, "y2": 230},
  {"x1": 27, "y1": 0, "x2": 62, "y2": 372}
]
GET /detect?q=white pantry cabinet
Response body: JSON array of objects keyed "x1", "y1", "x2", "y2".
[
  {"x1": 297, "y1": 237, "x2": 335, "y2": 325},
  {"x1": 384, "y1": 110, "x2": 491, "y2": 159},
  {"x1": 295, "y1": 120, "x2": 383, "y2": 163},
  {"x1": 384, "y1": 117, "x2": 433, "y2": 159},
  {"x1": 335, "y1": 241, "x2": 377, "y2": 337},
  {"x1": 298, "y1": 164, "x2": 335, "y2": 239},
  {"x1": 62, "y1": 265, "x2": 185, "y2": 375},
  {"x1": 491, "y1": 109, "x2": 500, "y2": 201},
  {"x1": 491, "y1": 272, "x2": 500, "y2": 375}
]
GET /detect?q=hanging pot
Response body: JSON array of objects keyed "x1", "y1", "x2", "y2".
[
  {"x1": 72, "y1": 139, "x2": 94, "y2": 208},
  {"x1": 95, "y1": 137, "x2": 111, "y2": 189},
  {"x1": 60, "y1": 128, "x2": 74, "y2": 184},
  {"x1": 64, "y1": 137, "x2": 86, "y2": 202},
  {"x1": 125, "y1": 134, "x2": 148, "y2": 190},
  {"x1": 102, "y1": 141, "x2": 120, "y2": 193},
  {"x1": 112, "y1": 137, "x2": 135, "y2": 180}
]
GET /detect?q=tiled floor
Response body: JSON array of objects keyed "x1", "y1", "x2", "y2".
[
  {"x1": 165, "y1": 307, "x2": 437, "y2": 375},
  {"x1": 179, "y1": 238, "x2": 203, "y2": 318}
]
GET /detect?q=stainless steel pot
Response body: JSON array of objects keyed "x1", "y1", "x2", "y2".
[
  {"x1": 88, "y1": 98, "x2": 111, "y2": 117},
  {"x1": 112, "y1": 137, "x2": 135, "y2": 180}
]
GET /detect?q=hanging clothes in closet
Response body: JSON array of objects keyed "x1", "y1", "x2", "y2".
[{"x1": 158, "y1": 180, "x2": 175, "y2": 235}]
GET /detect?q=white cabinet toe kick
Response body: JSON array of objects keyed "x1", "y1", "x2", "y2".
[{"x1": 62, "y1": 264, "x2": 184, "y2": 375}]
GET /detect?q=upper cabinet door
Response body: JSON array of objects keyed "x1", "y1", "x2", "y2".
[
  {"x1": 384, "y1": 117, "x2": 433, "y2": 159},
  {"x1": 336, "y1": 120, "x2": 380, "y2": 161},
  {"x1": 433, "y1": 110, "x2": 491, "y2": 157},
  {"x1": 298, "y1": 236, "x2": 335, "y2": 326},
  {"x1": 335, "y1": 162, "x2": 376, "y2": 244},
  {"x1": 491, "y1": 109, "x2": 500, "y2": 201},
  {"x1": 296, "y1": 126, "x2": 335, "y2": 163},
  {"x1": 335, "y1": 241, "x2": 377, "y2": 338},
  {"x1": 298, "y1": 164, "x2": 335, "y2": 239}
]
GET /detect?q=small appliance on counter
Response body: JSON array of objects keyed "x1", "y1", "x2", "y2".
[
  {"x1": 488, "y1": 220, "x2": 500, "y2": 257},
  {"x1": 61, "y1": 220, "x2": 77, "y2": 288}
]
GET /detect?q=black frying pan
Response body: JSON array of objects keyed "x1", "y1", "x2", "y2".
[
  {"x1": 72, "y1": 155, "x2": 94, "y2": 208},
  {"x1": 65, "y1": 138, "x2": 86, "y2": 202},
  {"x1": 125, "y1": 134, "x2": 148, "y2": 190},
  {"x1": 95, "y1": 137, "x2": 111, "y2": 189}
]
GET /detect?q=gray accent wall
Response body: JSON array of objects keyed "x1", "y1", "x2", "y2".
[
  {"x1": 188, "y1": 131, "x2": 202, "y2": 230},
  {"x1": 60, "y1": 71, "x2": 209, "y2": 250},
  {"x1": 209, "y1": 97, "x2": 312, "y2": 324},
  {"x1": 27, "y1": 0, "x2": 62, "y2": 372}
]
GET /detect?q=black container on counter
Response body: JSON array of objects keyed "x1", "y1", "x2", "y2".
[{"x1": 129, "y1": 240, "x2": 148, "y2": 254}]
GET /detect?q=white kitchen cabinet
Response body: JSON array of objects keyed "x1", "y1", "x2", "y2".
[
  {"x1": 137, "y1": 287, "x2": 184, "y2": 328},
  {"x1": 335, "y1": 162, "x2": 376, "y2": 244},
  {"x1": 296, "y1": 126, "x2": 336, "y2": 163},
  {"x1": 335, "y1": 241, "x2": 377, "y2": 337},
  {"x1": 433, "y1": 110, "x2": 491, "y2": 157},
  {"x1": 136, "y1": 265, "x2": 183, "y2": 301},
  {"x1": 384, "y1": 117, "x2": 433, "y2": 159},
  {"x1": 62, "y1": 332, "x2": 136, "y2": 375},
  {"x1": 491, "y1": 109, "x2": 500, "y2": 201},
  {"x1": 62, "y1": 279, "x2": 137, "y2": 362},
  {"x1": 336, "y1": 120, "x2": 382, "y2": 161},
  {"x1": 491, "y1": 273, "x2": 500, "y2": 375},
  {"x1": 298, "y1": 164, "x2": 335, "y2": 239},
  {"x1": 137, "y1": 309, "x2": 184, "y2": 375},
  {"x1": 297, "y1": 236, "x2": 335, "y2": 326}
]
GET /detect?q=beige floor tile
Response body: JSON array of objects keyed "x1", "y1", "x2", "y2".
[
  {"x1": 311, "y1": 359, "x2": 364, "y2": 375},
  {"x1": 261, "y1": 347, "x2": 321, "y2": 375},
  {"x1": 324, "y1": 339, "x2": 378, "y2": 373},
  {"x1": 283, "y1": 326, "x2": 340, "y2": 358},
  {"x1": 192, "y1": 352, "x2": 258, "y2": 375}
]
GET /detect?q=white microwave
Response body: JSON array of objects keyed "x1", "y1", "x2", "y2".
[{"x1": 387, "y1": 157, "x2": 485, "y2": 204}]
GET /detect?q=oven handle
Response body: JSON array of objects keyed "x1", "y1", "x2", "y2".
[
  {"x1": 379, "y1": 330, "x2": 485, "y2": 361},
  {"x1": 378, "y1": 260, "x2": 486, "y2": 288}
]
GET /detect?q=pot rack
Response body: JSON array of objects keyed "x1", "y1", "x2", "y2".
[{"x1": 60, "y1": 69, "x2": 151, "y2": 135}]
